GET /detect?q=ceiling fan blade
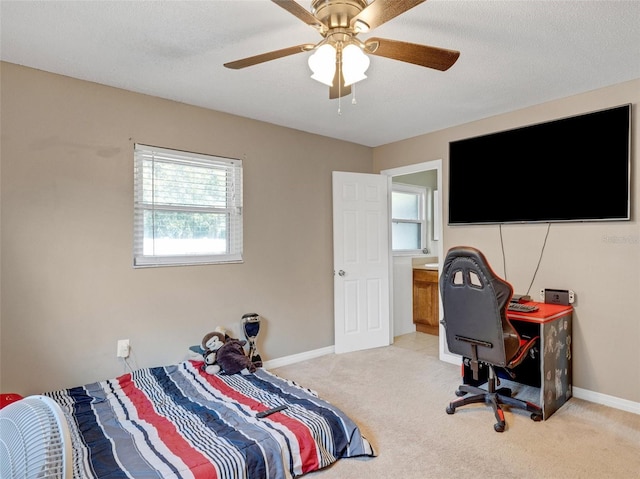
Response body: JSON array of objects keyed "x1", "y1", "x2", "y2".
[
  {"x1": 365, "y1": 37, "x2": 460, "y2": 71},
  {"x1": 224, "y1": 44, "x2": 314, "y2": 69},
  {"x1": 329, "y1": 68, "x2": 352, "y2": 99},
  {"x1": 271, "y1": 0, "x2": 327, "y2": 32},
  {"x1": 351, "y1": 0, "x2": 427, "y2": 31}
]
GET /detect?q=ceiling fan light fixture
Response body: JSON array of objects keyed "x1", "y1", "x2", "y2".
[
  {"x1": 308, "y1": 43, "x2": 337, "y2": 86},
  {"x1": 342, "y1": 43, "x2": 370, "y2": 87}
]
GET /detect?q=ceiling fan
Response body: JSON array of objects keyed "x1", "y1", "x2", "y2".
[{"x1": 224, "y1": 0, "x2": 460, "y2": 99}]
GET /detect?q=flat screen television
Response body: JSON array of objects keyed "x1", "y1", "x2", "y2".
[{"x1": 448, "y1": 104, "x2": 631, "y2": 225}]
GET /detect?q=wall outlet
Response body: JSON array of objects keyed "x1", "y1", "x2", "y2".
[{"x1": 117, "y1": 339, "x2": 130, "y2": 358}]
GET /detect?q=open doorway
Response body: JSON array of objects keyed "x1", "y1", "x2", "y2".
[{"x1": 381, "y1": 160, "x2": 457, "y2": 364}]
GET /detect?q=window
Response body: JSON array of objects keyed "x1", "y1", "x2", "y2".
[
  {"x1": 391, "y1": 183, "x2": 426, "y2": 254},
  {"x1": 133, "y1": 144, "x2": 242, "y2": 267}
]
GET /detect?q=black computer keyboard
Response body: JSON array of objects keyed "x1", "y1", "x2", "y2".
[{"x1": 507, "y1": 302, "x2": 539, "y2": 313}]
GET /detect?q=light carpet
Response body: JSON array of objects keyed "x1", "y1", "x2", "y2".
[{"x1": 271, "y1": 332, "x2": 640, "y2": 479}]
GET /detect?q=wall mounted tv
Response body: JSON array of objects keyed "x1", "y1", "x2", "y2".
[{"x1": 448, "y1": 103, "x2": 631, "y2": 225}]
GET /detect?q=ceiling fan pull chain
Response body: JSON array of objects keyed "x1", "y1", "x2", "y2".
[{"x1": 338, "y1": 49, "x2": 342, "y2": 115}]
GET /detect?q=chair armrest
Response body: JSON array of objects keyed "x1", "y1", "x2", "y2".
[{"x1": 506, "y1": 336, "x2": 539, "y2": 369}]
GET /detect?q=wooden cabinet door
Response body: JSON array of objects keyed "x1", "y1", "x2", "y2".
[{"x1": 413, "y1": 269, "x2": 439, "y2": 335}]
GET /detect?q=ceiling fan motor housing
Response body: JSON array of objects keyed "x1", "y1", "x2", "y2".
[{"x1": 312, "y1": 0, "x2": 368, "y2": 30}]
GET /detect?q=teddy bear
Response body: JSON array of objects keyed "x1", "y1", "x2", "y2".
[
  {"x1": 201, "y1": 331, "x2": 226, "y2": 375},
  {"x1": 216, "y1": 338, "x2": 257, "y2": 375}
]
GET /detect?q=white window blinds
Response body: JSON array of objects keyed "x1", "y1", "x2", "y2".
[{"x1": 133, "y1": 144, "x2": 243, "y2": 267}]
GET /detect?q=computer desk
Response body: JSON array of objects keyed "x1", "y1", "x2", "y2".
[{"x1": 462, "y1": 302, "x2": 573, "y2": 420}]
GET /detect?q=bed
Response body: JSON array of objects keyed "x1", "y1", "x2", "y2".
[{"x1": 40, "y1": 360, "x2": 374, "y2": 478}]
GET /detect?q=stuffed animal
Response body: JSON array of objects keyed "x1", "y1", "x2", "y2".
[
  {"x1": 201, "y1": 331, "x2": 226, "y2": 375},
  {"x1": 216, "y1": 338, "x2": 257, "y2": 375},
  {"x1": 214, "y1": 325, "x2": 231, "y2": 342}
]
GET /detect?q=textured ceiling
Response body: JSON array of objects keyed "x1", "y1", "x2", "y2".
[{"x1": 1, "y1": 0, "x2": 639, "y2": 147}]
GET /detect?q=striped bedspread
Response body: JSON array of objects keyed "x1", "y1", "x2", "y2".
[{"x1": 44, "y1": 361, "x2": 374, "y2": 479}]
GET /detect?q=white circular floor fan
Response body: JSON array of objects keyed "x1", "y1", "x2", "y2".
[{"x1": 0, "y1": 395, "x2": 72, "y2": 479}]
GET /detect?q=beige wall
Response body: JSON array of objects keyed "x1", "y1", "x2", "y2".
[
  {"x1": 374, "y1": 79, "x2": 640, "y2": 404},
  {"x1": 2, "y1": 61, "x2": 638, "y2": 406},
  {"x1": 0, "y1": 62, "x2": 372, "y2": 395}
]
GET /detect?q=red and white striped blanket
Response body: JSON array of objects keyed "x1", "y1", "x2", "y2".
[{"x1": 44, "y1": 361, "x2": 374, "y2": 478}]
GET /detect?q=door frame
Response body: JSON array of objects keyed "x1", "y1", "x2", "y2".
[{"x1": 381, "y1": 159, "x2": 457, "y2": 365}]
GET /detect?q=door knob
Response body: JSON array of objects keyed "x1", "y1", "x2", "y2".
[{"x1": 338, "y1": 270, "x2": 346, "y2": 276}]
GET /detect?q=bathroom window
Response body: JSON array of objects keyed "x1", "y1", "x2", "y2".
[{"x1": 391, "y1": 183, "x2": 426, "y2": 254}]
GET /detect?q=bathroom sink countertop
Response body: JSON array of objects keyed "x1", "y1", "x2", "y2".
[{"x1": 413, "y1": 263, "x2": 439, "y2": 270}]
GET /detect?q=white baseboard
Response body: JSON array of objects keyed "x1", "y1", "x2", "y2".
[
  {"x1": 263, "y1": 345, "x2": 640, "y2": 416},
  {"x1": 572, "y1": 386, "x2": 640, "y2": 415},
  {"x1": 262, "y1": 345, "x2": 334, "y2": 370}
]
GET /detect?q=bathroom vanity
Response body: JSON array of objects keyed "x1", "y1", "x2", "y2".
[{"x1": 412, "y1": 262, "x2": 439, "y2": 335}]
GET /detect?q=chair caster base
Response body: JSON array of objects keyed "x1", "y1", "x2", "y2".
[
  {"x1": 446, "y1": 405, "x2": 455, "y2": 415},
  {"x1": 455, "y1": 389, "x2": 466, "y2": 397},
  {"x1": 531, "y1": 413, "x2": 543, "y2": 422},
  {"x1": 494, "y1": 422, "x2": 505, "y2": 432}
]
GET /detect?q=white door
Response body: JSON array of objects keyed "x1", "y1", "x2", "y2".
[{"x1": 332, "y1": 171, "x2": 390, "y2": 354}]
